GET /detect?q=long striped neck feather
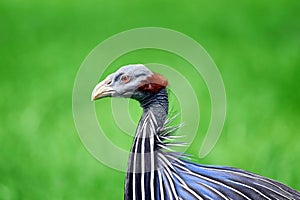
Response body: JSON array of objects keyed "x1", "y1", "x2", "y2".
[{"x1": 125, "y1": 88, "x2": 168, "y2": 200}]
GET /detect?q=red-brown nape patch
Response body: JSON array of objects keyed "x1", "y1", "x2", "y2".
[{"x1": 138, "y1": 73, "x2": 168, "y2": 93}]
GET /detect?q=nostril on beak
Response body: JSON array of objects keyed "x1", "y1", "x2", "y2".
[{"x1": 106, "y1": 79, "x2": 112, "y2": 85}]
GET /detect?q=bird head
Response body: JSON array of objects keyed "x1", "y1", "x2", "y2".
[{"x1": 91, "y1": 64, "x2": 168, "y2": 101}]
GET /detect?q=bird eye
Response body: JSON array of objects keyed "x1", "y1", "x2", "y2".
[{"x1": 120, "y1": 75, "x2": 130, "y2": 83}]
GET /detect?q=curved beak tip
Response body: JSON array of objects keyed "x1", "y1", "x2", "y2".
[
  {"x1": 91, "y1": 84, "x2": 101, "y2": 101},
  {"x1": 91, "y1": 87, "x2": 102, "y2": 101},
  {"x1": 91, "y1": 94, "x2": 96, "y2": 101}
]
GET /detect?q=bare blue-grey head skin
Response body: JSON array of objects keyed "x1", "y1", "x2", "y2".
[
  {"x1": 92, "y1": 64, "x2": 154, "y2": 100},
  {"x1": 92, "y1": 64, "x2": 300, "y2": 200}
]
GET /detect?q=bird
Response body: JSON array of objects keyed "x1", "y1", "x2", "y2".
[{"x1": 91, "y1": 64, "x2": 300, "y2": 200}]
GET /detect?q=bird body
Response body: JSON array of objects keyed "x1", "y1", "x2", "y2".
[{"x1": 92, "y1": 64, "x2": 300, "y2": 200}]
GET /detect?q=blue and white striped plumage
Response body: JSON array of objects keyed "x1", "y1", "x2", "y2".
[
  {"x1": 90, "y1": 64, "x2": 300, "y2": 200},
  {"x1": 125, "y1": 108, "x2": 300, "y2": 200}
]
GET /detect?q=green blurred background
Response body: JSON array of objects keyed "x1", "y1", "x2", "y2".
[{"x1": 1, "y1": 0, "x2": 300, "y2": 199}]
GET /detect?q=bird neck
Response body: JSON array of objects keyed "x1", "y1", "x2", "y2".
[
  {"x1": 124, "y1": 88, "x2": 168, "y2": 199},
  {"x1": 139, "y1": 88, "x2": 168, "y2": 128}
]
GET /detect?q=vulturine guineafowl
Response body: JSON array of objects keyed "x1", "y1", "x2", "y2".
[{"x1": 91, "y1": 64, "x2": 300, "y2": 200}]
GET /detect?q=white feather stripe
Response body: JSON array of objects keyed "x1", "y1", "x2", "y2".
[
  {"x1": 162, "y1": 168, "x2": 178, "y2": 200},
  {"x1": 172, "y1": 168, "x2": 229, "y2": 200},
  {"x1": 157, "y1": 170, "x2": 165, "y2": 200},
  {"x1": 253, "y1": 182, "x2": 290, "y2": 199},
  {"x1": 140, "y1": 125, "x2": 147, "y2": 200},
  {"x1": 132, "y1": 140, "x2": 138, "y2": 200},
  {"x1": 149, "y1": 136, "x2": 155, "y2": 200},
  {"x1": 173, "y1": 163, "x2": 252, "y2": 200},
  {"x1": 228, "y1": 180, "x2": 272, "y2": 200},
  {"x1": 149, "y1": 110, "x2": 158, "y2": 126},
  {"x1": 197, "y1": 166, "x2": 296, "y2": 197},
  {"x1": 172, "y1": 173, "x2": 205, "y2": 200},
  {"x1": 132, "y1": 110, "x2": 150, "y2": 200},
  {"x1": 158, "y1": 154, "x2": 176, "y2": 171}
]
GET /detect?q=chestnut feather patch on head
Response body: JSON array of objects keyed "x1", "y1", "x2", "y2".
[{"x1": 138, "y1": 73, "x2": 168, "y2": 93}]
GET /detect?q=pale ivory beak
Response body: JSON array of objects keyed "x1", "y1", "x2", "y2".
[{"x1": 91, "y1": 78, "x2": 114, "y2": 101}]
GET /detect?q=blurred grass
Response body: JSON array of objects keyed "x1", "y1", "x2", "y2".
[{"x1": 1, "y1": 0, "x2": 300, "y2": 199}]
